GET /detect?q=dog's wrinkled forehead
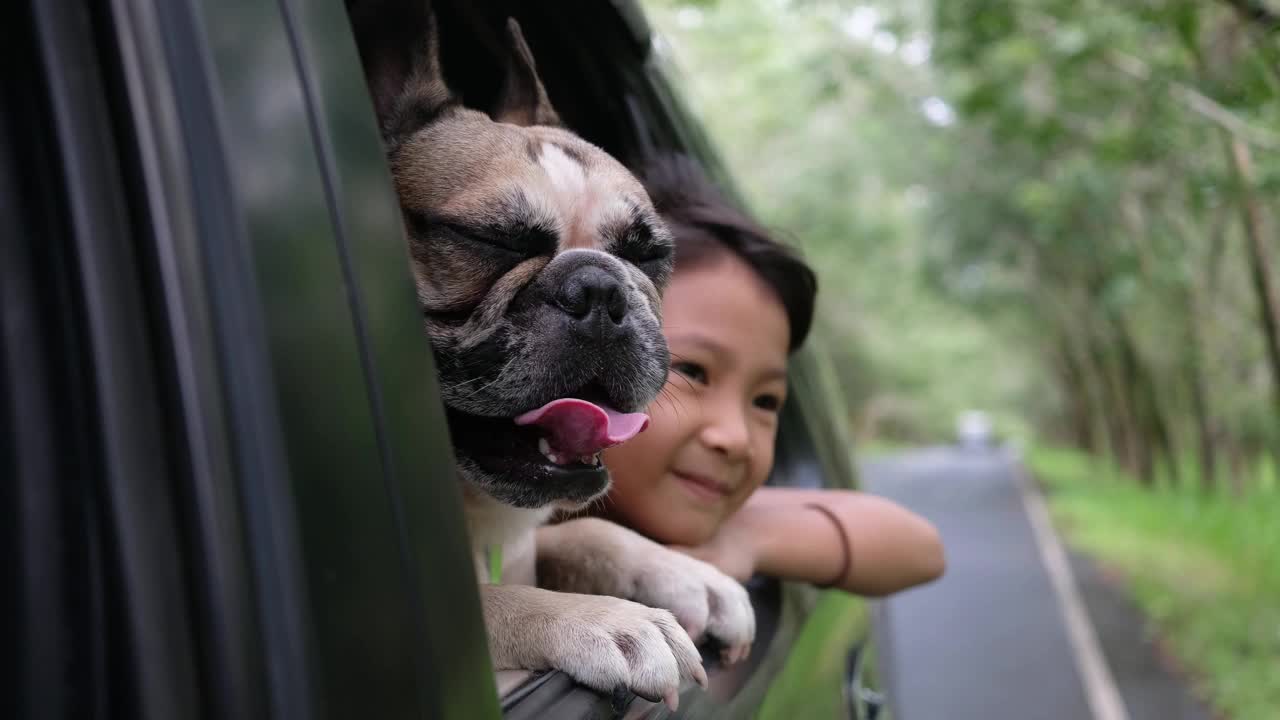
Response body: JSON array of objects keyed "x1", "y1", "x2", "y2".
[{"x1": 393, "y1": 117, "x2": 663, "y2": 252}]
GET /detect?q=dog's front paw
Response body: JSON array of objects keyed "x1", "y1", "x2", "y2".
[
  {"x1": 484, "y1": 585, "x2": 706, "y2": 709},
  {"x1": 538, "y1": 518, "x2": 756, "y2": 663},
  {"x1": 546, "y1": 595, "x2": 707, "y2": 708},
  {"x1": 625, "y1": 545, "x2": 756, "y2": 664}
]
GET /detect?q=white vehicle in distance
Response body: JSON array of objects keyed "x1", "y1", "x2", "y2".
[{"x1": 956, "y1": 410, "x2": 995, "y2": 450}]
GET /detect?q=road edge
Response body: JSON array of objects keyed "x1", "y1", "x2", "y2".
[{"x1": 1014, "y1": 456, "x2": 1131, "y2": 720}]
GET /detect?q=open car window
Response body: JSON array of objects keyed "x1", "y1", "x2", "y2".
[{"x1": 404, "y1": 1, "x2": 864, "y2": 716}]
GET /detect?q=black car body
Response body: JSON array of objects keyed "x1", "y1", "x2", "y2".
[{"x1": 2, "y1": 0, "x2": 889, "y2": 717}]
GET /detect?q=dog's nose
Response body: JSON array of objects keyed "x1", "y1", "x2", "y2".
[{"x1": 555, "y1": 265, "x2": 628, "y2": 335}]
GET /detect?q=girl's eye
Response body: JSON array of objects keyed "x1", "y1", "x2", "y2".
[
  {"x1": 671, "y1": 361, "x2": 708, "y2": 385},
  {"x1": 754, "y1": 393, "x2": 783, "y2": 412}
]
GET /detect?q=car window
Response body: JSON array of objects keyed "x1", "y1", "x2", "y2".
[
  {"x1": 274, "y1": 0, "x2": 503, "y2": 714},
  {"x1": 10, "y1": 0, "x2": 502, "y2": 718},
  {"x1": 196, "y1": 0, "x2": 498, "y2": 717},
  {"x1": 12, "y1": 0, "x2": 871, "y2": 718},
  {"x1": 3, "y1": 23, "x2": 115, "y2": 718},
  {"x1": 770, "y1": 346, "x2": 860, "y2": 490},
  {"x1": 400, "y1": 3, "x2": 859, "y2": 716},
  {"x1": 5, "y1": 4, "x2": 207, "y2": 717}
]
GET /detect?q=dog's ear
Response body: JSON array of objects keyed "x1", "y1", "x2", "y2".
[
  {"x1": 347, "y1": 0, "x2": 456, "y2": 145},
  {"x1": 491, "y1": 18, "x2": 561, "y2": 127}
]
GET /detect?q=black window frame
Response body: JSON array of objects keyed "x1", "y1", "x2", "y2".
[{"x1": 5, "y1": 0, "x2": 500, "y2": 718}]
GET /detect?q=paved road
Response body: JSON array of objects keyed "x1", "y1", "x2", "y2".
[{"x1": 862, "y1": 446, "x2": 1213, "y2": 720}]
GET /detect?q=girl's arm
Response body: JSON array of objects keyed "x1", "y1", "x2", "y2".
[{"x1": 676, "y1": 487, "x2": 945, "y2": 596}]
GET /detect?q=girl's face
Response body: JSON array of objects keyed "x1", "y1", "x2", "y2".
[{"x1": 602, "y1": 253, "x2": 791, "y2": 546}]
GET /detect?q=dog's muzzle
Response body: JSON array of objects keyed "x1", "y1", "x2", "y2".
[{"x1": 553, "y1": 264, "x2": 630, "y2": 343}]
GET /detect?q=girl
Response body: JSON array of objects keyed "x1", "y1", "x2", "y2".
[{"x1": 598, "y1": 154, "x2": 944, "y2": 596}]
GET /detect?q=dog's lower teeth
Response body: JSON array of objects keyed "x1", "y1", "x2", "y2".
[
  {"x1": 536, "y1": 439, "x2": 602, "y2": 468},
  {"x1": 538, "y1": 438, "x2": 557, "y2": 464}
]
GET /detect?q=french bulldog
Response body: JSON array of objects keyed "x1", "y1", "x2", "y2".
[{"x1": 346, "y1": 1, "x2": 754, "y2": 707}]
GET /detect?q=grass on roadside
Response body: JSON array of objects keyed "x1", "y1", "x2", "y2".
[{"x1": 1028, "y1": 446, "x2": 1280, "y2": 720}]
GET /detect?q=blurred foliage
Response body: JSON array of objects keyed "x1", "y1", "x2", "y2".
[
  {"x1": 643, "y1": 0, "x2": 1280, "y2": 495},
  {"x1": 644, "y1": 0, "x2": 1044, "y2": 446}
]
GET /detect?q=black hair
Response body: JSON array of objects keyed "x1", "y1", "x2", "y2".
[{"x1": 637, "y1": 153, "x2": 817, "y2": 352}]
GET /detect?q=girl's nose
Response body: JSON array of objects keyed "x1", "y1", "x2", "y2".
[{"x1": 699, "y1": 399, "x2": 751, "y2": 462}]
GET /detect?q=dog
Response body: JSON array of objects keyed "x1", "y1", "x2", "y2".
[{"x1": 346, "y1": 2, "x2": 754, "y2": 707}]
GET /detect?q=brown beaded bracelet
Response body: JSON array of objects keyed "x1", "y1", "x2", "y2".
[{"x1": 806, "y1": 503, "x2": 851, "y2": 589}]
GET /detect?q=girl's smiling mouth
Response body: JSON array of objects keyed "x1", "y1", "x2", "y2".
[{"x1": 673, "y1": 470, "x2": 733, "y2": 502}]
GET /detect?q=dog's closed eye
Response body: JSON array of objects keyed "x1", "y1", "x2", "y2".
[
  {"x1": 407, "y1": 209, "x2": 558, "y2": 259},
  {"x1": 623, "y1": 241, "x2": 671, "y2": 266},
  {"x1": 444, "y1": 220, "x2": 557, "y2": 257},
  {"x1": 605, "y1": 216, "x2": 673, "y2": 276}
]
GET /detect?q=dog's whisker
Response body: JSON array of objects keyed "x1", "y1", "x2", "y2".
[
  {"x1": 653, "y1": 392, "x2": 690, "y2": 422},
  {"x1": 457, "y1": 356, "x2": 521, "y2": 401}
]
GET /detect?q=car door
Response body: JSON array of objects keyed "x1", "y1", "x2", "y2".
[{"x1": 3, "y1": 0, "x2": 498, "y2": 718}]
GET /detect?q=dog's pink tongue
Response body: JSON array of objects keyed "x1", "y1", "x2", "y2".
[{"x1": 514, "y1": 399, "x2": 649, "y2": 456}]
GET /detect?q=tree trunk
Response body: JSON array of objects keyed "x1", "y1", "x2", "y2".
[
  {"x1": 1043, "y1": 288, "x2": 1112, "y2": 458},
  {"x1": 1226, "y1": 136, "x2": 1280, "y2": 470},
  {"x1": 1053, "y1": 339, "x2": 1094, "y2": 451},
  {"x1": 1194, "y1": 200, "x2": 1236, "y2": 492},
  {"x1": 1112, "y1": 316, "x2": 1157, "y2": 486},
  {"x1": 1033, "y1": 252, "x2": 1121, "y2": 470},
  {"x1": 1216, "y1": 0, "x2": 1280, "y2": 33},
  {"x1": 1185, "y1": 288, "x2": 1218, "y2": 492},
  {"x1": 1089, "y1": 319, "x2": 1142, "y2": 480}
]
